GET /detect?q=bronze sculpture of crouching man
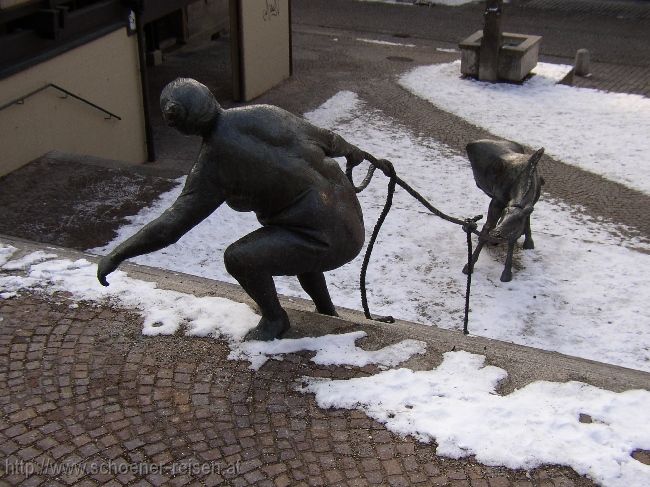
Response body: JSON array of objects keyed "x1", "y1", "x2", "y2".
[{"x1": 97, "y1": 78, "x2": 365, "y2": 341}]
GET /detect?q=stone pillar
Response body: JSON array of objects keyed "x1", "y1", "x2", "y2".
[
  {"x1": 574, "y1": 48, "x2": 591, "y2": 77},
  {"x1": 479, "y1": 0, "x2": 503, "y2": 82}
]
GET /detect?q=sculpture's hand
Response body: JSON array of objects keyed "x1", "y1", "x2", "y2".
[
  {"x1": 97, "y1": 254, "x2": 121, "y2": 287},
  {"x1": 375, "y1": 159, "x2": 395, "y2": 178},
  {"x1": 345, "y1": 146, "x2": 365, "y2": 169}
]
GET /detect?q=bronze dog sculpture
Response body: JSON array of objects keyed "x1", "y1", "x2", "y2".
[
  {"x1": 463, "y1": 139, "x2": 545, "y2": 282},
  {"x1": 97, "y1": 78, "x2": 366, "y2": 341}
]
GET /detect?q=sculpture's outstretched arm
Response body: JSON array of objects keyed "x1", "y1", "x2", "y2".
[{"x1": 98, "y1": 158, "x2": 224, "y2": 286}]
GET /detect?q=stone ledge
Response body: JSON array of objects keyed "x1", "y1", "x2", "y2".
[{"x1": 2, "y1": 233, "x2": 648, "y2": 394}]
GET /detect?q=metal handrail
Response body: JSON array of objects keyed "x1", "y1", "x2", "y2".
[{"x1": 0, "y1": 83, "x2": 122, "y2": 120}]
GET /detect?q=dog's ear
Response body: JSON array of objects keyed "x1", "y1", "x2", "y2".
[{"x1": 527, "y1": 147, "x2": 545, "y2": 171}]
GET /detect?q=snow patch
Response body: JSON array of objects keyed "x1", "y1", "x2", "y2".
[
  {"x1": 0, "y1": 256, "x2": 259, "y2": 341},
  {"x1": 400, "y1": 61, "x2": 650, "y2": 194},
  {"x1": 304, "y1": 90, "x2": 361, "y2": 129},
  {"x1": 357, "y1": 38, "x2": 415, "y2": 48},
  {"x1": 301, "y1": 350, "x2": 650, "y2": 487},
  {"x1": 0, "y1": 244, "x2": 17, "y2": 267},
  {"x1": 230, "y1": 330, "x2": 426, "y2": 370},
  {"x1": 2, "y1": 248, "x2": 648, "y2": 484},
  {"x1": 0, "y1": 251, "x2": 424, "y2": 370},
  {"x1": 2, "y1": 250, "x2": 58, "y2": 271}
]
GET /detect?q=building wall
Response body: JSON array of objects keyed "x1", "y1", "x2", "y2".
[
  {"x1": 0, "y1": 0, "x2": 31, "y2": 9},
  {"x1": 234, "y1": 0, "x2": 291, "y2": 101},
  {"x1": 0, "y1": 27, "x2": 147, "y2": 177}
]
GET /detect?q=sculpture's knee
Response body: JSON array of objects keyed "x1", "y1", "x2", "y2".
[{"x1": 223, "y1": 245, "x2": 250, "y2": 278}]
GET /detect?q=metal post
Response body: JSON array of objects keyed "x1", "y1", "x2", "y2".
[{"x1": 479, "y1": 0, "x2": 503, "y2": 82}]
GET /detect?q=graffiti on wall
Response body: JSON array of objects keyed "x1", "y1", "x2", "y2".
[{"x1": 263, "y1": 0, "x2": 280, "y2": 21}]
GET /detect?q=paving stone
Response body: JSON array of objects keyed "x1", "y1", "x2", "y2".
[
  {"x1": 0, "y1": 290, "x2": 596, "y2": 487},
  {"x1": 489, "y1": 477, "x2": 512, "y2": 487}
]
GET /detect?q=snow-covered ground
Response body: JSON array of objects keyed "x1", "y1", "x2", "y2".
[
  {"x1": 0, "y1": 246, "x2": 424, "y2": 371},
  {"x1": 91, "y1": 91, "x2": 650, "y2": 373},
  {"x1": 400, "y1": 62, "x2": 650, "y2": 195},
  {"x1": 357, "y1": 37, "x2": 415, "y2": 47},
  {"x1": 1, "y1": 246, "x2": 649, "y2": 487},
  {"x1": 303, "y1": 351, "x2": 650, "y2": 487}
]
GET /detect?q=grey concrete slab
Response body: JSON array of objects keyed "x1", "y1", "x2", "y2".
[{"x1": 2, "y1": 234, "x2": 648, "y2": 396}]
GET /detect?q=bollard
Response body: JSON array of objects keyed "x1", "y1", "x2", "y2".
[{"x1": 574, "y1": 48, "x2": 591, "y2": 77}]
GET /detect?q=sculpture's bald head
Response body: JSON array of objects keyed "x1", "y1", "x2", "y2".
[{"x1": 160, "y1": 78, "x2": 221, "y2": 136}]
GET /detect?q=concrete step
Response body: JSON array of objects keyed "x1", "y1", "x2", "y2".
[{"x1": 2, "y1": 233, "x2": 648, "y2": 395}]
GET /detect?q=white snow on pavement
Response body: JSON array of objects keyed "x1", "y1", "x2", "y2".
[
  {"x1": 230, "y1": 330, "x2": 426, "y2": 370},
  {"x1": 301, "y1": 350, "x2": 650, "y2": 487},
  {"x1": 2, "y1": 246, "x2": 648, "y2": 487},
  {"x1": 0, "y1": 246, "x2": 423, "y2": 370},
  {"x1": 357, "y1": 38, "x2": 415, "y2": 48},
  {"x1": 0, "y1": 253, "x2": 259, "y2": 340},
  {"x1": 400, "y1": 61, "x2": 650, "y2": 195},
  {"x1": 2, "y1": 250, "x2": 58, "y2": 271},
  {"x1": 91, "y1": 91, "x2": 650, "y2": 373},
  {"x1": 0, "y1": 245, "x2": 17, "y2": 267},
  {"x1": 4, "y1": 245, "x2": 648, "y2": 485}
]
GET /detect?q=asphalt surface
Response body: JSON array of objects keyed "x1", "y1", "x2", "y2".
[{"x1": 292, "y1": 0, "x2": 650, "y2": 66}]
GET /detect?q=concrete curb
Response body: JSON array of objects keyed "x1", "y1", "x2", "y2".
[{"x1": 2, "y1": 233, "x2": 648, "y2": 394}]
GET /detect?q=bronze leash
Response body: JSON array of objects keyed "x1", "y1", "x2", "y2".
[{"x1": 348, "y1": 152, "x2": 482, "y2": 334}]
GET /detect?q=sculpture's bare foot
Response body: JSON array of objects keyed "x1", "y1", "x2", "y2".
[
  {"x1": 523, "y1": 239, "x2": 535, "y2": 250},
  {"x1": 244, "y1": 312, "x2": 290, "y2": 341},
  {"x1": 500, "y1": 269, "x2": 513, "y2": 282}
]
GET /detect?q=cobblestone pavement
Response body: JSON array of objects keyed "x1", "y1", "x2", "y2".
[
  {"x1": 0, "y1": 157, "x2": 176, "y2": 251},
  {"x1": 0, "y1": 292, "x2": 595, "y2": 487},
  {"x1": 570, "y1": 62, "x2": 650, "y2": 98}
]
